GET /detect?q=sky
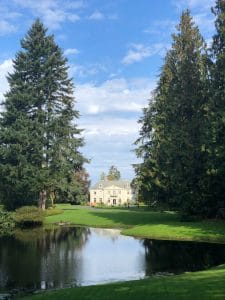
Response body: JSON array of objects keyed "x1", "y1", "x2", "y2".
[{"x1": 0, "y1": 0, "x2": 216, "y2": 184}]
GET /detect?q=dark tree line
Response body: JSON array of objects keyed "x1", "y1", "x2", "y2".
[
  {"x1": 0, "y1": 20, "x2": 89, "y2": 210},
  {"x1": 135, "y1": 1, "x2": 225, "y2": 218}
]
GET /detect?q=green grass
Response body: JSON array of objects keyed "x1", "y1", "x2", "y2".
[
  {"x1": 45, "y1": 204, "x2": 225, "y2": 243},
  {"x1": 18, "y1": 264, "x2": 225, "y2": 300},
  {"x1": 16, "y1": 205, "x2": 225, "y2": 299}
]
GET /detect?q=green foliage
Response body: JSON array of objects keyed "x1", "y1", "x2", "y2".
[
  {"x1": 207, "y1": 0, "x2": 225, "y2": 215},
  {"x1": 107, "y1": 166, "x2": 121, "y2": 181},
  {"x1": 56, "y1": 168, "x2": 90, "y2": 204},
  {"x1": 14, "y1": 206, "x2": 44, "y2": 228},
  {"x1": 0, "y1": 210, "x2": 15, "y2": 236},
  {"x1": 135, "y1": 10, "x2": 212, "y2": 217},
  {"x1": 0, "y1": 19, "x2": 87, "y2": 210}
]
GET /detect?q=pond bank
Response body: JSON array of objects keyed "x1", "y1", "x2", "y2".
[
  {"x1": 18, "y1": 264, "x2": 225, "y2": 300},
  {"x1": 45, "y1": 205, "x2": 225, "y2": 244}
]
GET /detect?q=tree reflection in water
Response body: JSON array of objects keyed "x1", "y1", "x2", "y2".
[
  {"x1": 0, "y1": 227, "x2": 90, "y2": 291},
  {"x1": 142, "y1": 239, "x2": 225, "y2": 275},
  {"x1": 1, "y1": 227, "x2": 225, "y2": 293}
]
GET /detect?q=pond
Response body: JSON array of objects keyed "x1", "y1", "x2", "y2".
[{"x1": 0, "y1": 226, "x2": 225, "y2": 294}]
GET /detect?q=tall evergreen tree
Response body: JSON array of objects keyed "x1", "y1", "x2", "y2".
[
  {"x1": 135, "y1": 53, "x2": 175, "y2": 207},
  {"x1": 0, "y1": 19, "x2": 86, "y2": 210},
  {"x1": 135, "y1": 10, "x2": 210, "y2": 215},
  {"x1": 210, "y1": 0, "x2": 225, "y2": 216}
]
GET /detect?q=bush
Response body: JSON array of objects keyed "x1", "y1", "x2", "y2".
[
  {"x1": 14, "y1": 206, "x2": 44, "y2": 228},
  {"x1": 0, "y1": 210, "x2": 15, "y2": 236}
]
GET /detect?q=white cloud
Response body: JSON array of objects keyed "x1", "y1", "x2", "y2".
[
  {"x1": 0, "y1": 20, "x2": 17, "y2": 36},
  {"x1": 0, "y1": 5, "x2": 22, "y2": 35},
  {"x1": 81, "y1": 117, "x2": 140, "y2": 136},
  {"x1": 88, "y1": 10, "x2": 105, "y2": 21},
  {"x1": 173, "y1": 0, "x2": 214, "y2": 10},
  {"x1": 76, "y1": 77, "x2": 155, "y2": 115},
  {"x1": 75, "y1": 77, "x2": 155, "y2": 182},
  {"x1": 70, "y1": 63, "x2": 107, "y2": 78},
  {"x1": 13, "y1": 0, "x2": 81, "y2": 29},
  {"x1": 64, "y1": 48, "x2": 80, "y2": 56},
  {"x1": 0, "y1": 59, "x2": 13, "y2": 109},
  {"x1": 122, "y1": 43, "x2": 168, "y2": 65},
  {"x1": 64, "y1": 1, "x2": 86, "y2": 10},
  {"x1": 79, "y1": 121, "x2": 140, "y2": 183},
  {"x1": 193, "y1": 13, "x2": 215, "y2": 35}
]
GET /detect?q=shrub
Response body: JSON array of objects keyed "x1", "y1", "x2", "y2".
[
  {"x1": 0, "y1": 210, "x2": 15, "y2": 236},
  {"x1": 14, "y1": 206, "x2": 44, "y2": 228}
]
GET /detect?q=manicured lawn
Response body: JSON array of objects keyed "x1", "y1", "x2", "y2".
[
  {"x1": 18, "y1": 264, "x2": 225, "y2": 300},
  {"x1": 16, "y1": 205, "x2": 225, "y2": 300},
  {"x1": 45, "y1": 204, "x2": 225, "y2": 243}
]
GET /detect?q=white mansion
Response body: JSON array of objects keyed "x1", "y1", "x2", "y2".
[{"x1": 90, "y1": 179, "x2": 136, "y2": 206}]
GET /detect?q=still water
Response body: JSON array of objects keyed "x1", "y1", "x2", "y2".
[{"x1": 0, "y1": 226, "x2": 225, "y2": 292}]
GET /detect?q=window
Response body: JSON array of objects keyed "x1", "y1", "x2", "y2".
[
  {"x1": 100, "y1": 198, "x2": 102, "y2": 201},
  {"x1": 94, "y1": 191, "x2": 96, "y2": 195},
  {"x1": 108, "y1": 199, "x2": 110, "y2": 203},
  {"x1": 94, "y1": 198, "x2": 96, "y2": 203},
  {"x1": 113, "y1": 190, "x2": 116, "y2": 196}
]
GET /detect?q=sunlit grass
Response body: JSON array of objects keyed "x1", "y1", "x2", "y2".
[
  {"x1": 19, "y1": 264, "x2": 225, "y2": 300},
  {"x1": 45, "y1": 204, "x2": 225, "y2": 243}
]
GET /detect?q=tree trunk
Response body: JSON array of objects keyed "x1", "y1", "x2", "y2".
[{"x1": 38, "y1": 190, "x2": 47, "y2": 210}]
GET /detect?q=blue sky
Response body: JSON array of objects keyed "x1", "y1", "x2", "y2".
[{"x1": 0, "y1": 0, "x2": 216, "y2": 184}]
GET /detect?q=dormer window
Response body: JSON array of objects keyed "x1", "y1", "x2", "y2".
[{"x1": 99, "y1": 184, "x2": 102, "y2": 188}]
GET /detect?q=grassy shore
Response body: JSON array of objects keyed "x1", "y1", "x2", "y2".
[
  {"x1": 45, "y1": 204, "x2": 225, "y2": 243},
  {"x1": 16, "y1": 205, "x2": 225, "y2": 299},
  {"x1": 19, "y1": 264, "x2": 225, "y2": 300}
]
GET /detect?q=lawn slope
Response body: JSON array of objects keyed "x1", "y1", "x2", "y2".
[
  {"x1": 45, "y1": 205, "x2": 225, "y2": 243},
  {"x1": 19, "y1": 264, "x2": 225, "y2": 300}
]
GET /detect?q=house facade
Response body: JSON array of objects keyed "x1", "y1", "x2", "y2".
[{"x1": 89, "y1": 180, "x2": 136, "y2": 206}]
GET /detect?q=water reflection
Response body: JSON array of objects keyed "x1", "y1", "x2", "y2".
[
  {"x1": 143, "y1": 239, "x2": 225, "y2": 275},
  {"x1": 0, "y1": 227, "x2": 225, "y2": 293},
  {"x1": 0, "y1": 227, "x2": 91, "y2": 291}
]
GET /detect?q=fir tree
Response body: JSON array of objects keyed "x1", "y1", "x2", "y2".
[
  {"x1": 210, "y1": 0, "x2": 225, "y2": 215},
  {"x1": 135, "y1": 10, "x2": 210, "y2": 215},
  {"x1": 0, "y1": 19, "x2": 86, "y2": 210},
  {"x1": 107, "y1": 166, "x2": 121, "y2": 181}
]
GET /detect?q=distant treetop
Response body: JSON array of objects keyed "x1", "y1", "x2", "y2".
[{"x1": 107, "y1": 166, "x2": 121, "y2": 181}]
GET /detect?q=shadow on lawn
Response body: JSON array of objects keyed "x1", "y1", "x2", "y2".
[
  {"x1": 89, "y1": 209, "x2": 225, "y2": 241},
  {"x1": 89, "y1": 209, "x2": 178, "y2": 226}
]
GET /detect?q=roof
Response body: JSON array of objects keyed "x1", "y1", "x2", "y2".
[{"x1": 91, "y1": 179, "x2": 131, "y2": 190}]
